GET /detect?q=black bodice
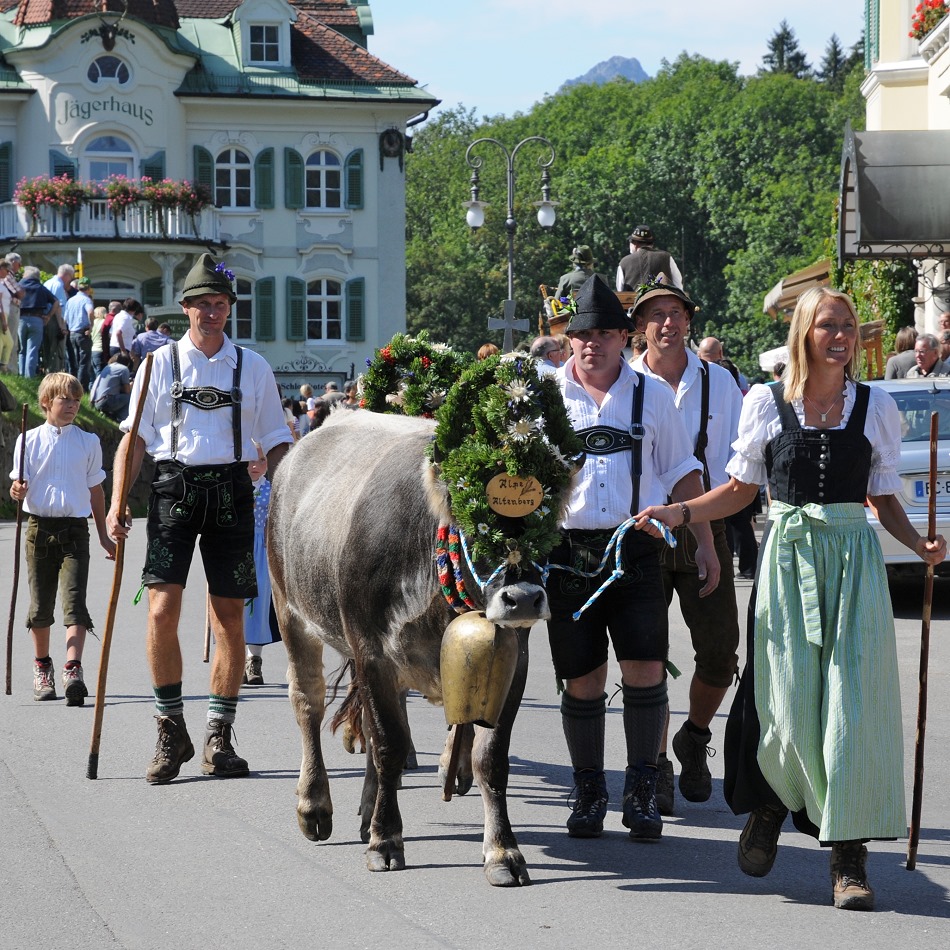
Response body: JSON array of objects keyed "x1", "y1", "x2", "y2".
[{"x1": 764, "y1": 382, "x2": 873, "y2": 506}]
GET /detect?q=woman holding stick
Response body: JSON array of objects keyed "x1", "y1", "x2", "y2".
[{"x1": 635, "y1": 287, "x2": 946, "y2": 911}]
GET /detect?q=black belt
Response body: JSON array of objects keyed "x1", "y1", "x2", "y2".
[{"x1": 21, "y1": 310, "x2": 46, "y2": 316}]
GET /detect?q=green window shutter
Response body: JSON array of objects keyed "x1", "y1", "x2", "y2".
[
  {"x1": 193, "y1": 145, "x2": 214, "y2": 194},
  {"x1": 344, "y1": 148, "x2": 364, "y2": 210},
  {"x1": 0, "y1": 142, "x2": 12, "y2": 202},
  {"x1": 140, "y1": 150, "x2": 166, "y2": 180},
  {"x1": 50, "y1": 150, "x2": 77, "y2": 179},
  {"x1": 284, "y1": 148, "x2": 304, "y2": 209},
  {"x1": 345, "y1": 277, "x2": 365, "y2": 342},
  {"x1": 286, "y1": 276, "x2": 306, "y2": 341},
  {"x1": 255, "y1": 277, "x2": 276, "y2": 342},
  {"x1": 255, "y1": 148, "x2": 275, "y2": 210},
  {"x1": 141, "y1": 277, "x2": 163, "y2": 309}
]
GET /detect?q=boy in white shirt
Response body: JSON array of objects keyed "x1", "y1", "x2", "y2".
[{"x1": 8, "y1": 373, "x2": 115, "y2": 703}]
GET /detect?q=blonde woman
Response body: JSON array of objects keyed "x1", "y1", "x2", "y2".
[{"x1": 635, "y1": 287, "x2": 946, "y2": 911}]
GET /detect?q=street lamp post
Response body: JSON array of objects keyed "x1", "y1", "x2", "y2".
[{"x1": 463, "y1": 136, "x2": 557, "y2": 351}]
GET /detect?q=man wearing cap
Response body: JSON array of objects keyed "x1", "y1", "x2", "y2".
[
  {"x1": 616, "y1": 225, "x2": 682, "y2": 292},
  {"x1": 547, "y1": 274, "x2": 720, "y2": 841},
  {"x1": 63, "y1": 276, "x2": 94, "y2": 390},
  {"x1": 556, "y1": 245, "x2": 602, "y2": 298},
  {"x1": 630, "y1": 281, "x2": 742, "y2": 816},
  {"x1": 106, "y1": 253, "x2": 294, "y2": 785}
]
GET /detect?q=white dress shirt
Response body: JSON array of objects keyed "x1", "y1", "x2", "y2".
[
  {"x1": 630, "y1": 348, "x2": 743, "y2": 489},
  {"x1": 122, "y1": 331, "x2": 294, "y2": 464},
  {"x1": 10, "y1": 423, "x2": 105, "y2": 517},
  {"x1": 110, "y1": 309, "x2": 136, "y2": 351},
  {"x1": 557, "y1": 357, "x2": 701, "y2": 529}
]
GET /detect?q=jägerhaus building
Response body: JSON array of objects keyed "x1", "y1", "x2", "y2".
[{"x1": 0, "y1": 0, "x2": 437, "y2": 390}]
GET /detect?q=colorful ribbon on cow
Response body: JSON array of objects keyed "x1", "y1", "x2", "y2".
[{"x1": 436, "y1": 524, "x2": 478, "y2": 613}]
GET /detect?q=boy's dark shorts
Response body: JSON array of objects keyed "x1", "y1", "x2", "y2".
[
  {"x1": 658, "y1": 519, "x2": 739, "y2": 689},
  {"x1": 546, "y1": 528, "x2": 668, "y2": 680},
  {"x1": 143, "y1": 461, "x2": 256, "y2": 599},
  {"x1": 25, "y1": 515, "x2": 93, "y2": 630}
]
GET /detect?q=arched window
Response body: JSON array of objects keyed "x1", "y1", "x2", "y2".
[
  {"x1": 305, "y1": 150, "x2": 342, "y2": 209},
  {"x1": 215, "y1": 148, "x2": 252, "y2": 208},
  {"x1": 306, "y1": 278, "x2": 343, "y2": 341},
  {"x1": 84, "y1": 135, "x2": 134, "y2": 181},
  {"x1": 87, "y1": 56, "x2": 131, "y2": 86},
  {"x1": 231, "y1": 278, "x2": 254, "y2": 342}
]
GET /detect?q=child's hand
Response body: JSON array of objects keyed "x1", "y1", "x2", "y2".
[
  {"x1": 101, "y1": 535, "x2": 117, "y2": 560},
  {"x1": 9, "y1": 479, "x2": 27, "y2": 502}
]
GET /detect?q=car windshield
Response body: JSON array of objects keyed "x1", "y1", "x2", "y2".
[{"x1": 891, "y1": 387, "x2": 950, "y2": 443}]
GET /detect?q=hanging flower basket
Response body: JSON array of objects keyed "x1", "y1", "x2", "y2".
[{"x1": 909, "y1": 1, "x2": 949, "y2": 40}]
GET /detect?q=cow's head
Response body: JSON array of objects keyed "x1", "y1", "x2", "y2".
[{"x1": 427, "y1": 354, "x2": 582, "y2": 626}]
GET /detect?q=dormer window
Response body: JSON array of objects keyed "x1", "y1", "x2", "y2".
[
  {"x1": 249, "y1": 24, "x2": 280, "y2": 64},
  {"x1": 87, "y1": 55, "x2": 131, "y2": 86}
]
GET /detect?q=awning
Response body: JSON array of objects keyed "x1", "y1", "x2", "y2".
[
  {"x1": 763, "y1": 259, "x2": 831, "y2": 317},
  {"x1": 838, "y1": 121, "x2": 950, "y2": 261},
  {"x1": 758, "y1": 345, "x2": 789, "y2": 373}
]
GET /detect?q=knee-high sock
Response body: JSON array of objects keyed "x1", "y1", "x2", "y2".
[
  {"x1": 561, "y1": 692, "x2": 607, "y2": 773},
  {"x1": 622, "y1": 680, "x2": 668, "y2": 768}
]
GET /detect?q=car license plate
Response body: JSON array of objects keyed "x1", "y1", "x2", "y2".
[{"x1": 913, "y1": 477, "x2": 950, "y2": 499}]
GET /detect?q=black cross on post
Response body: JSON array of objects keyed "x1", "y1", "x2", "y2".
[{"x1": 488, "y1": 299, "x2": 530, "y2": 353}]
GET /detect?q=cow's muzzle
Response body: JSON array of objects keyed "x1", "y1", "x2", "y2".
[{"x1": 484, "y1": 581, "x2": 550, "y2": 626}]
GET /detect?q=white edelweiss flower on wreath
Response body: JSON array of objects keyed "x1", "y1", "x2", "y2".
[
  {"x1": 507, "y1": 417, "x2": 538, "y2": 442},
  {"x1": 431, "y1": 342, "x2": 451, "y2": 353},
  {"x1": 426, "y1": 389, "x2": 446, "y2": 408},
  {"x1": 477, "y1": 522, "x2": 490, "y2": 535},
  {"x1": 547, "y1": 441, "x2": 571, "y2": 468},
  {"x1": 456, "y1": 477, "x2": 470, "y2": 489},
  {"x1": 385, "y1": 392, "x2": 404, "y2": 406},
  {"x1": 504, "y1": 380, "x2": 531, "y2": 403}
]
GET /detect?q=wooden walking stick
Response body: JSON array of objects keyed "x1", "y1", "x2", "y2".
[
  {"x1": 87, "y1": 353, "x2": 153, "y2": 780},
  {"x1": 5, "y1": 404, "x2": 29, "y2": 696},
  {"x1": 907, "y1": 411, "x2": 938, "y2": 870}
]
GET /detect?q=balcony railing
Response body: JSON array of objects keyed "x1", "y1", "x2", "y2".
[
  {"x1": 0, "y1": 200, "x2": 219, "y2": 243},
  {"x1": 920, "y1": 14, "x2": 950, "y2": 65}
]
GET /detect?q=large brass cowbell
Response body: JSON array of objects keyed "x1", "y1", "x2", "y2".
[{"x1": 440, "y1": 612, "x2": 518, "y2": 728}]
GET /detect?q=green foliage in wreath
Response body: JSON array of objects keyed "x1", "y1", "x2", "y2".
[
  {"x1": 431, "y1": 354, "x2": 583, "y2": 568},
  {"x1": 360, "y1": 330, "x2": 472, "y2": 417}
]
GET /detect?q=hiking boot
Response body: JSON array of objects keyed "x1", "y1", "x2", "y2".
[
  {"x1": 63, "y1": 663, "x2": 88, "y2": 707},
  {"x1": 146, "y1": 715, "x2": 194, "y2": 784},
  {"x1": 243, "y1": 655, "x2": 263, "y2": 686},
  {"x1": 737, "y1": 804, "x2": 788, "y2": 877},
  {"x1": 622, "y1": 764, "x2": 663, "y2": 840},
  {"x1": 566, "y1": 769, "x2": 608, "y2": 838},
  {"x1": 33, "y1": 659, "x2": 56, "y2": 702},
  {"x1": 202, "y1": 719, "x2": 249, "y2": 778},
  {"x1": 656, "y1": 753, "x2": 675, "y2": 816},
  {"x1": 671, "y1": 721, "x2": 714, "y2": 802},
  {"x1": 831, "y1": 841, "x2": 875, "y2": 911}
]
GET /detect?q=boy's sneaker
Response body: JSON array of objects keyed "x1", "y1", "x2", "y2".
[
  {"x1": 63, "y1": 663, "x2": 88, "y2": 707},
  {"x1": 33, "y1": 659, "x2": 57, "y2": 701},
  {"x1": 243, "y1": 655, "x2": 263, "y2": 686}
]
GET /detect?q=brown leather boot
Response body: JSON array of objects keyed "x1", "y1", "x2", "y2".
[
  {"x1": 201, "y1": 719, "x2": 249, "y2": 777},
  {"x1": 831, "y1": 841, "x2": 875, "y2": 911},
  {"x1": 146, "y1": 715, "x2": 194, "y2": 784}
]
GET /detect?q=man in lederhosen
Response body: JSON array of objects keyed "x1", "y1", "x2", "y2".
[{"x1": 106, "y1": 254, "x2": 293, "y2": 784}]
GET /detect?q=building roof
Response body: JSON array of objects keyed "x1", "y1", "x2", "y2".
[{"x1": 13, "y1": 1, "x2": 179, "y2": 28}]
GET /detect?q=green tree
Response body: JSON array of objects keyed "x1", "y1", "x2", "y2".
[
  {"x1": 761, "y1": 20, "x2": 811, "y2": 78},
  {"x1": 818, "y1": 34, "x2": 847, "y2": 92}
]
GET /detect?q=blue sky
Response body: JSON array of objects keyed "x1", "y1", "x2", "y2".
[{"x1": 369, "y1": 1, "x2": 866, "y2": 119}]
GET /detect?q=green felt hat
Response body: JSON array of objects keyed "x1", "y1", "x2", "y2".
[{"x1": 179, "y1": 253, "x2": 236, "y2": 304}]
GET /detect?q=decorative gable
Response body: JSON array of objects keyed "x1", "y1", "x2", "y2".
[{"x1": 233, "y1": 0, "x2": 295, "y2": 71}]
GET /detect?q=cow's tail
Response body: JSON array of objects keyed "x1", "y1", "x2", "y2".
[{"x1": 329, "y1": 660, "x2": 365, "y2": 753}]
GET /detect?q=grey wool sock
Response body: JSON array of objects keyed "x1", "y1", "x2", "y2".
[
  {"x1": 561, "y1": 691, "x2": 607, "y2": 773},
  {"x1": 622, "y1": 680, "x2": 668, "y2": 768}
]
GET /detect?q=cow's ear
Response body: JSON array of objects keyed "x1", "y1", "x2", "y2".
[{"x1": 423, "y1": 459, "x2": 451, "y2": 522}]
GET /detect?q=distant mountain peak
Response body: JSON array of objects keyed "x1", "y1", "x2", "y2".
[{"x1": 560, "y1": 56, "x2": 650, "y2": 92}]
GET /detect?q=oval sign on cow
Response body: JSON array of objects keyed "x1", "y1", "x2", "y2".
[{"x1": 485, "y1": 474, "x2": 543, "y2": 517}]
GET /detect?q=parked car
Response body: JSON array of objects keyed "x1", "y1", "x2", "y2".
[{"x1": 865, "y1": 378, "x2": 950, "y2": 576}]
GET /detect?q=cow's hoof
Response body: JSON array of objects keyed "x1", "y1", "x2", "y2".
[
  {"x1": 366, "y1": 845, "x2": 405, "y2": 872},
  {"x1": 297, "y1": 805, "x2": 332, "y2": 842},
  {"x1": 484, "y1": 850, "x2": 531, "y2": 887},
  {"x1": 438, "y1": 764, "x2": 474, "y2": 797}
]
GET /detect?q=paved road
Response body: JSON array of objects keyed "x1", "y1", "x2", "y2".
[{"x1": 1, "y1": 520, "x2": 948, "y2": 949}]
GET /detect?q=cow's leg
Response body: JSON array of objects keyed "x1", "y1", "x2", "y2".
[
  {"x1": 472, "y1": 627, "x2": 531, "y2": 887},
  {"x1": 438, "y1": 724, "x2": 474, "y2": 796},
  {"x1": 359, "y1": 656, "x2": 411, "y2": 872},
  {"x1": 280, "y1": 611, "x2": 333, "y2": 842},
  {"x1": 399, "y1": 690, "x2": 419, "y2": 770}
]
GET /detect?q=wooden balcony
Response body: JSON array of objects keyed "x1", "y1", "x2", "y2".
[{"x1": 0, "y1": 200, "x2": 220, "y2": 244}]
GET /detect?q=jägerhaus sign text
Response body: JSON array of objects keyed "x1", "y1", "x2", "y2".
[{"x1": 58, "y1": 94, "x2": 154, "y2": 127}]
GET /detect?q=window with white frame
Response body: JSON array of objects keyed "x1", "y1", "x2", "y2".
[
  {"x1": 305, "y1": 150, "x2": 342, "y2": 209},
  {"x1": 306, "y1": 279, "x2": 343, "y2": 342},
  {"x1": 87, "y1": 55, "x2": 131, "y2": 86},
  {"x1": 231, "y1": 278, "x2": 254, "y2": 341},
  {"x1": 215, "y1": 148, "x2": 252, "y2": 208},
  {"x1": 249, "y1": 24, "x2": 281, "y2": 64},
  {"x1": 84, "y1": 135, "x2": 134, "y2": 181}
]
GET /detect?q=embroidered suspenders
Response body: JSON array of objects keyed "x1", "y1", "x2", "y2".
[
  {"x1": 694, "y1": 359, "x2": 711, "y2": 492},
  {"x1": 169, "y1": 341, "x2": 244, "y2": 462}
]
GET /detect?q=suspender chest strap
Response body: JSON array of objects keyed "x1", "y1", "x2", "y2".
[
  {"x1": 694, "y1": 359, "x2": 711, "y2": 492},
  {"x1": 169, "y1": 341, "x2": 244, "y2": 462}
]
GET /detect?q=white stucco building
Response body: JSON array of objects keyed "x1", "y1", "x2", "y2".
[{"x1": 0, "y1": 0, "x2": 437, "y2": 390}]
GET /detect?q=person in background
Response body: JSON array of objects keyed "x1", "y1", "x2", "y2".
[
  {"x1": 89, "y1": 306, "x2": 108, "y2": 381},
  {"x1": 477, "y1": 343, "x2": 499, "y2": 361},
  {"x1": 8, "y1": 372, "x2": 115, "y2": 704},
  {"x1": 939, "y1": 329, "x2": 950, "y2": 363},
  {"x1": 635, "y1": 286, "x2": 947, "y2": 912},
  {"x1": 90, "y1": 352, "x2": 132, "y2": 421},
  {"x1": 17, "y1": 266, "x2": 61, "y2": 379},
  {"x1": 906, "y1": 332, "x2": 950, "y2": 378},
  {"x1": 883, "y1": 326, "x2": 918, "y2": 380},
  {"x1": 530, "y1": 335, "x2": 566, "y2": 375},
  {"x1": 343, "y1": 379, "x2": 360, "y2": 409},
  {"x1": 771, "y1": 360, "x2": 786, "y2": 382},
  {"x1": 628, "y1": 331, "x2": 648, "y2": 361},
  {"x1": 109, "y1": 298, "x2": 142, "y2": 359},
  {"x1": 556, "y1": 245, "x2": 602, "y2": 298},
  {"x1": 130, "y1": 316, "x2": 171, "y2": 372},
  {"x1": 616, "y1": 225, "x2": 682, "y2": 292},
  {"x1": 3, "y1": 253, "x2": 24, "y2": 372},
  {"x1": 0, "y1": 259, "x2": 14, "y2": 373},
  {"x1": 42, "y1": 263, "x2": 74, "y2": 375},
  {"x1": 63, "y1": 277, "x2": 94, "y2": 390}
]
